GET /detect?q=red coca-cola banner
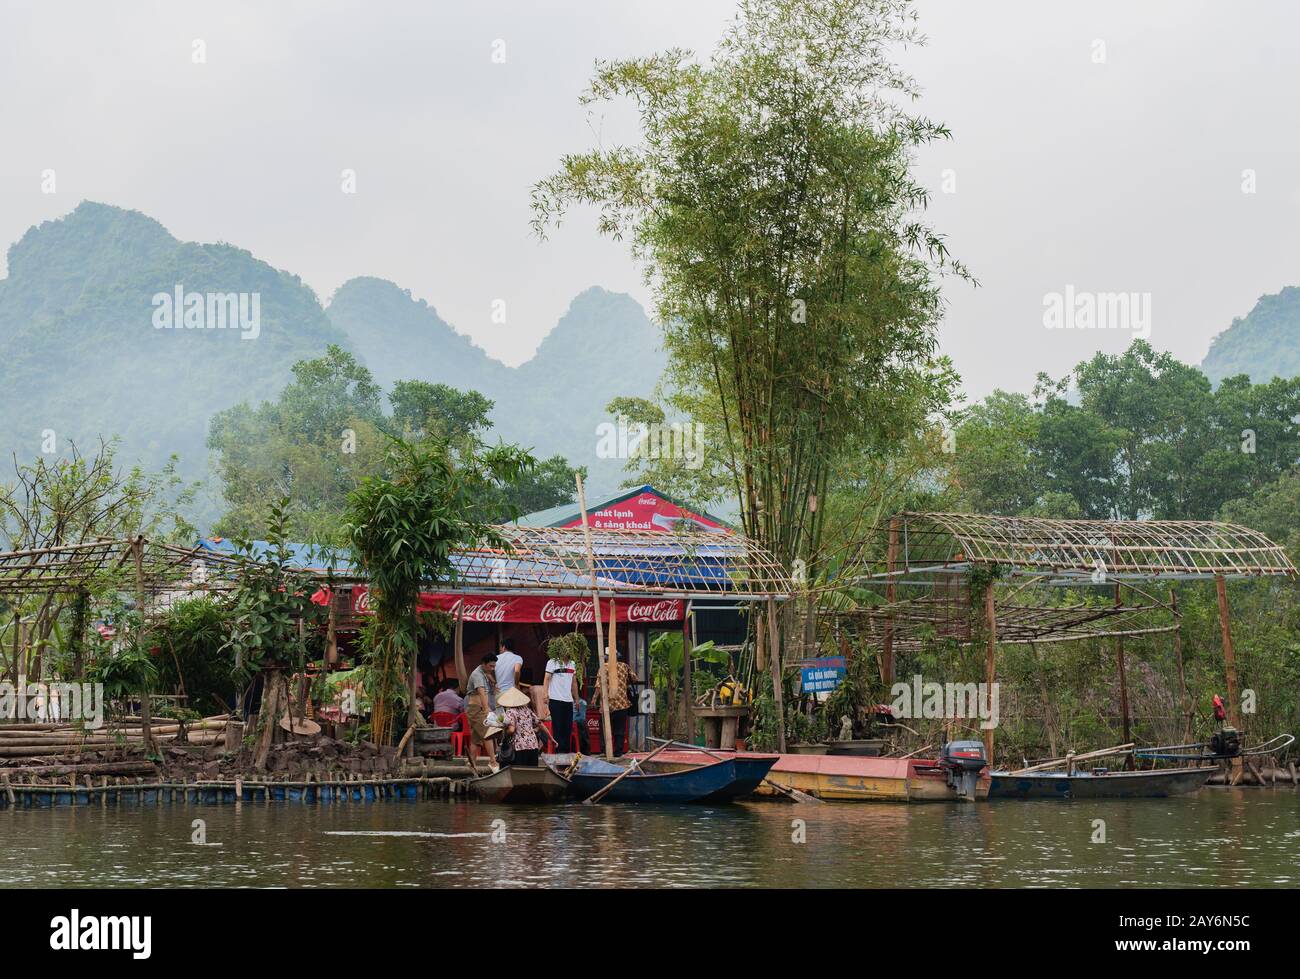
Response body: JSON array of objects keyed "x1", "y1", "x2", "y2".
[{"x1": 350, "y1": 587, "x2": 684, "y2": 624}]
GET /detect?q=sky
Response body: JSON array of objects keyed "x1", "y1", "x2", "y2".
[{"x1": 1, "y1": 0, "x2": 1297, "y2": 402}]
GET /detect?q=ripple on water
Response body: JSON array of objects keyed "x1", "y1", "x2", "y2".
[{"x1": 3, "y1": 790, "x2": 1299, "y2": 887}]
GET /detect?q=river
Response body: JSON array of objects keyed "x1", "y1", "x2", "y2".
[{"x1": 3, "y1": 787, "x2": 1297, "y2": 888}]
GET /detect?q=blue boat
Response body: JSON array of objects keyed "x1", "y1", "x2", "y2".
[
  {"x1": 561, "y1": 756, "x2": 750, "y2": 803},
  {"x1": 699, "y1": 756, "x2": 778, "y2": 801},
  {"x1": 989, "y1": 766, "x2": 1217, "y2": 800}
]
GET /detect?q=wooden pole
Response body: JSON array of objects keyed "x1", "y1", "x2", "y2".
[
  {"x1": 9, "y1": 613, "x2": 21, "y2": 688},
  {"x1": 684, "y1": 603, "x2": 696, "y2": 743},
  {"x1": 767, "y1": 597, "x2": 786, "y2": 753},
  {"x1": 882, "y1": 515, "x2": 899, "y2": 688},
  {"x1": 326, "y1": 593, "x2": 338, "y2": 667},
  {"x1": 575, "y1": 474, "x2": 614, "y2": 761},
  {"x1": 1169, "y1": 589, "x2": 1192, "y2": 744},
  {"x1": 452, "y1": 600, "x2": 467, "y2": 687},
  {"x1": 1113, "y1": 582, "x2": 1132, "y2": 769},
  {"x1": 404, "y1": 612, "x2": 419, "y2": 756},
  {"x1": 1214, "y1": 574, "x2": 1242, "y2": 728},
  {"x1": 607, "y1": 598, "x2": 619, "y2": 751},
  {"x1": 1030, "y1": 642, "x2": 1059, "y2": 759},
  {"x1": 983, "y1": 582, "x2": 996, "y2": 764},
  {"x1": 582, "y1": 737, "x2": 674, "y2": 804},
  {"x1": 131, "y1": 536, "x2": 155, "y2": 756}
]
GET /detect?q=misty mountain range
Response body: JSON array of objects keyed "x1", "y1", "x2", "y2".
[
  {"x1": 0, "y1": 202, "x2": 665, "y2": 528},
  {"x1": 1, "y1": 202, "x2": 1296, "y2": 533}
]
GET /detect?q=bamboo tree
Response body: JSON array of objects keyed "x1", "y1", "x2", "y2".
[
  {"x1": 533, "y1": 0, "x2": 968, "y2": 726},
  {"x1": 344, "y1": 436, "x2": 532, "y2": 745}
]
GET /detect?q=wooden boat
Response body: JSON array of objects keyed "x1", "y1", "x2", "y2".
[
  {"x1": 470, "y1": 764, "x2": 572, "y2": 804},
  {"x1": 561, "y1": 756, "x2": 748, "y2": 803},
  {"x1": 826, "y1": 739, "x2": 887, "y2": 757},
  {"x1": 989, "y1": 766, "x2": 1217, "y2": 800},
  {"x1": 696, "y1": 755, "x2": 777, "y2": 801},
  {"x1": 633, "y1": 749, "x2": 989, "y2": 802}
]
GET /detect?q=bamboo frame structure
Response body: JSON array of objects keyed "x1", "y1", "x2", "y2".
[
  {"x1": 838, "y1": 512, "x2": 1294, "y2": 650},
  {"x1": 870, "y1": 512, "x2": 1295, "y2": 580},
  {"x1": 832, "y1": 512, "x2": 1295, "y2": 765},
  {"x1": 450, "y1": 525, "x2": 793, "y2": 600},
  {"x1": 0, "y1": 537, "x2": 241, "y2": 602}
]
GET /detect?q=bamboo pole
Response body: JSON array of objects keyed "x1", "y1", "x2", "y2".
[
  {"x1": 882, "y1": 515, "x2": 899, "y2": 688},
  {"x1": 406, "y1": 610, "x2": 420, "y2": 754},
  {"x1": 452, "y1": 601, "x2": 467, "y2": 687},
  {"x1": 326, "y1": 593, "x2": 338, "y2": 667},
  {"x1": 131, "y1": 536, "x2": 155, "y2": 757},
  {"x1": 1169, "y1": 589, "x2": 1192, "y2": 744},
  {"x1": 684, "y1": 603, "x2": 696, "y2": 742},
  {"x1": 767, "y1": 596, "x2": 786, "y2": 753},
  {"x1": 582, "y1": 737, "x2": 674, "y2": 804},
  {"x1": 608, "y1": 598, "x2": 620, "y2": 750},
  {"x1": 983, "y1": 582, "x2": 996, "y2": 764},
  {"x1": 1113, "y1": 583, "x2": 1132, "y2": 768},
  {"x1": 575, "y1": 474, "x2": 614, "y2": 761},
  {"x1": 1214, "y1": 574, "x2": 1242, "y2": 729},
  {"x1": 1010, "y1": 743, "x2": 1134, "y2": 775}
]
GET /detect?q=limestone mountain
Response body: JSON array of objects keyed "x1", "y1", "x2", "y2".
[
  {"x1": 1202, "y1": 286, "x2": 1300, "y2": 384},
  {"x1": 0, "y1": 202, "x2": 349, "y2": 509},
  {"x1": 325, "y1": 280, "x2": 666, "y2": 496},
  {"x1": 0, "y1": 203, "x2": 664, "y2": 528}
]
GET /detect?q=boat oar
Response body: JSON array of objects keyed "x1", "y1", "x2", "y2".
[
  {"x1": 647, "y1": 737, "x2": 821, "y2": 804},
  {"x1": 582, "y1": 738, "x2": 674, "y2": 805}
]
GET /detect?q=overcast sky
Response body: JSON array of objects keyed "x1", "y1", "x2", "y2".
[{"x1": 2, "y1": 0, "x2": 1297, "y2": 401}]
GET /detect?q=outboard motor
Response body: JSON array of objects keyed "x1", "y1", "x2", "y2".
[
  {"x1": 1210, "y1": 727, "x2": 1241, "y2": 758},
  {"x1": 939, "y1": 740, "x2": 988, "y2": 799}
]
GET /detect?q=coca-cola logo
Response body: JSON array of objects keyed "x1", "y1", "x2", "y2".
[
  {"x1": 627, "y1": 601, "x2": 682, "y2": 622},
  {"x1": 539, "y1": 601, "x2": 595, "y2": 624},
  {"x1": 354, "y1": 589, "x2": 371, "y2": 613},
  {"x1": 459, "y1": 600, "x2": 508, "y2": 622}
]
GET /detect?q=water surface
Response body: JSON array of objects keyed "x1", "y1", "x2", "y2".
[{"x1": 3, "y1": 787, "x2": 1297, "y2": 888}]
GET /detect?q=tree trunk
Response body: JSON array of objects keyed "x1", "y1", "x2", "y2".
[{"x1": 253, "y1": 670, "x2": 283, "y2": 771}]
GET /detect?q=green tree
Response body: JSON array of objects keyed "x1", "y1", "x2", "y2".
[
  {"x1": 533, "y1": 0, "x2": 967, "y2": 583},
  {"x1": 389, "y1": 381, "x2": 494, "y2": 441},
  {"x1": 951, "y1": 391, "x2": 1042, "y2": 515},
  {"x1": 208, "y1": 345, "x2": 387, "y2": 540},
  {"x1": 209, "y1": 348, "x2": 581, "y2": 539},
  {"x1": 344, "y1": 436, "x2": 534, "y2": 745}
]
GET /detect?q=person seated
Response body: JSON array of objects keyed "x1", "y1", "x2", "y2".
[{"x1": 433, "y1": 678, "x2": 466, "y2": 717}]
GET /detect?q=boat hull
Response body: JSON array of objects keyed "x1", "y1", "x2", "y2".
[
  {"x1": 565, "y1": 758, "x2": 744, "y2": 803},
  {"x1": 471, "y1": 764, "x2": 572, "y2": 804},
  {"x1": 989, "y1": 766, "x2": 1217, "y2": 800},
  {"x1": 633, "y1": 750, "x2": 988, "y2": 802}
]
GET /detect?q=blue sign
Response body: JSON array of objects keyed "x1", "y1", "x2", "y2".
[{"x1": 800, "y1": 657, "x2": 846, "y2": 693}]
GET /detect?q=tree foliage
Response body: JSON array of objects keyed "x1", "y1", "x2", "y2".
[
  {"x1": 344, "y1": 436, "x2": 534, "y2": 744},
  {"x1": 209, "y1": 346, "x2": 581, "y2": 540},
  {"x1": 534, "y1": 0, "x2": 968, "y2": 578},
  {"x1": 951, "y1": 341, "x2": 1300, "y2": 521}
]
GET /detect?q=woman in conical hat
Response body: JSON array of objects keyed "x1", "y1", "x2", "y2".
[{"x1": 497, "y1": 683, "x2": 546, "y2": 767}]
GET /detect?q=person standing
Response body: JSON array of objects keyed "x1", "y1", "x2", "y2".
[
  {"x1": 465, "y1": 653, "x2": 498, "y2": 771},
  {"x1": 495, "y1": 640, "x2": 523, "y2": 693},
  {"x1": 497, "y1": 685, "x2": 543, "y2": 767},
  {"x1": 590, "y1": 648, "x2": 638, "y2": 757},
  {"x1": 543, "y1": 644, "x2": 579, "y2": 754}
]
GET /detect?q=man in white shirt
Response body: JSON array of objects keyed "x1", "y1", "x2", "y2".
[
  {"x1": 494, "y1": 641, "x2": 523, "y2": 694},
  {"x1": 544, "y1": 652, "x2": 579, "y2": 754}
]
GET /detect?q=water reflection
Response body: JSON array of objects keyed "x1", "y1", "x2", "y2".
[{"x1": 2, "y1": 788, "x2": 1296, "y2": 888}]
